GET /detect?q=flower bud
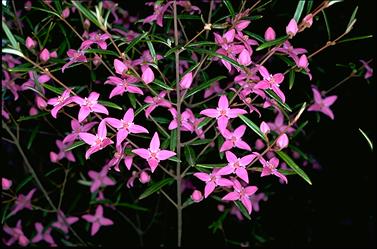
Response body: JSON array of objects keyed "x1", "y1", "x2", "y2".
[
  {"x1": 286, "y1": 19, "x2": 298, "y2": 38},
  {"x1": 276, "y1": 133, "x2": 289, "y2": 149},
  {"x1": 142, "y1": 67, "x2": 155, "y2": 84},
  {"x1": 83, "y1": 19, "x2": 91, "y2": 30},
  {"x1": 255, "y1": 138, "x2": 265, "y2": 150},
  {"x1": 36, "y1": 96, "x2": 47, "y2": 109},
  {"x1": 302, "y1": 14, "x2": 313, "y2": 28},
  {"x1": 139, "y1": 171, "x2": 151, "y2": 184},
  {"x1": 237, "y1": 49, "x2": 251, "y2": 66},
  {"x1": 50, "y1": 51, "x2": 57, "y2": 58},
  {"x1": 236, "y1": 20, "x2": 250, "y2": 31},
  {"x1": 29, "y1": 106, "x2": 38, "y2": 116},
  {"x1": 180, "y1": 72, "x2": 193, "y2": 89},
  {"x1": 264, "y1": 27, "x2": 276, "y2": 41},
  {"x1": 191, "y1": 190, "x2": 203, "y2": 203},
  {"x1": 260, "y1": 121, "x2": 270, "y2": 134},
  {"x1": 24, "y1": 1, "x2": 32, "y2": 11},
  {"x1": 26, "y1": 37, "x2": 36, "y2": 50},
  {"x1": 2, "y1": 178, "x2": 12, "y2": 190},
  {"x1": 40, "y1": 48, "x2": 50, "y2": 62},
  {"x1": 62, "y1": 7, "x2": 70, "y2": 19},
  {"x1": 298, "y1": 54, "x2": 309, "y2": 68}
]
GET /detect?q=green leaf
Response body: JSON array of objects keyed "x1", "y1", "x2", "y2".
[
  {"x1": 42, "y1": 83, "x2": 64, "y2": 95},
  {"x1": 152, "y1": 117, "x2": 170, "y2": 124},
  {"x1": 337, "y1": 35, "x2": 373, "y2": 44},
  {"x1": 128, "y1": 93, "x2": 137, "y2": 109},
  {"x1": 187, "y1": 48, "x2": 242, "y2": 69},
  {"x1": 190, "y1": 139, "x2": 213, "y2": 146},
  {"x1": 234, "y1": 200, "x2": 251, "y2": 220},
  {"x1": 293, "y1": 0, "x2": 306, "y2": 22},
  {"x1": 65, "y1": 140, "x2": 86, "y2": 151},
  {"x1": 170, "y1": 129, "x2": 177, "y2": 152},
  {"x1": 292, "y1": 120, "x2": 308, "y2": 138},
  {"x1": 239, "y1": 115, "x2": 266, "y2": 141},
  {"x1": 196, "y1": 163, "x2": 226, "y2": 169},
  {"x1": 164, "y1": 14, "x2": 201, "y2": 20},
  {"x1": 72, "y1": 1, "x2": 102, "y2": 29},
  {"x1": 114, "y1": 202, "x2": 149, "y2": 212},
  {"x1": 146, "y1": 39, "x2": 157, "y2": 62},
  {"x1": 124, "y1": 32, "x2": 149, "y2": 54},
  {"x1": 2, "y1": 20, "x2": 19, "y2": 49},
  {"x1": 153, "y1": 79, "x2": 174, "y2": 91},
  {"x1": 265, "y1": 89, "x2": 292, "y2": 112},
  {"x1": 347, "y1": 6, "x2": 358, "y2": 29},
  {"x1": 359, "y1": 128, "x2": 373, "y2": 151},
  {"x1": 2, "y1": 48, "x2": 24, "y2": 58},
  {"x1": 276, "y1": 150, "x2": 312, "y2": 185},
  {"x1": 243, "y1": 31, "x2": 265, "y2": 43},
  {"x1": 223, "y1": 0, "x2": 235, "y2": 18},
  {"x1": 186, "y1": 41, "x2": 216, "y2": 48},
  {"x1": 184, "y1": 146, "x2": 196, "y2": 167},
  {"x1": 185, "y1": 76, "x2": 226, "y2": 99},
  {"x1": 27, "y1": 124, "x2": 39, "y2": 150},
  {"x1": 197, "y1": 118, "x2": 212, "y2": 129},
  {"x1": 17, "y1": 112, "x2": 49, "y2": 122},
  {"x1": 208, "y1": 210, "x2": 229, "y2": 234},
  {"x1": 256, "y1": 36, "x2": 287, "y2": 51},
  {"x1": 288, "y1": 70, "x2": 296, "y2": 90},
  {"x1": 85, "y1": 48, "x2": 118, "y2": 56},
  {"x1": 98, "y1": 100, "x2": 123, "y2": 110},
  {"x1": 7, "y1": 64, "x2": 33, "y2": 73},
  {"x1": 321, "y1": 10, "x2": 331, "y2": 40},
  {"x1": 139, "y1": 178, "x2": 175, "y2": 200},
  {"x1": 15, "y1": 175, "x2": 33, "y2": 193}
]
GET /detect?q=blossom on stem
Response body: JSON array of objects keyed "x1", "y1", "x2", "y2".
[
  {"x1": 62, "y1": 49, "x2": 87, "y2": 73},
  {"x1": 258, "y1": 156, "x2": 288, "y2": 183},
  {"x1": 200, "y1": 95, "x2": 247, "y2": 131},
  {"x1": 62, "y1": 120, "x2": 98, "y2": 144},
  {"x1": 255, "y1": 65, "x2": 286, "y2": 102},
  {"x1": 39, "y1": 48, "x2": 57, "y2": 63},
  {"x1": 191, "y1": 190, "x2": 203, "y2": 203},
  {"x1": 180, "y1": 72, "x2": 193, "y2": 89},
  {"x1": 220, "y1": 125, "x2": 251, "y2": 152},
  {"x1": 49, "y1": 139, "x2": 76, "y2": 163},
  {"x1": 2, "y1": 70, "x2": 20, "y2": 100},
  {"x1": 2, "y1": 178, "x2": 12, "y2": 190},
  {"x1": 143, "y1": 1, "x2": 172, "y2": 27},
  {"x1": 31, "y1": 222, "x2": 56, "y2": 246},
  {"x1": 52, "y1": 211, "x2": 78, "y2": 234},
  {"x1": 217, "y1": 151, "x2": 255, "y2": 183},
  {"x1": 144, "y1": 91, "x2": 172, "y2": 118},
  {"x1": 307, "y1": 87, "x2": 337, "y2": 120},
  {"x1": 10, "y1": 188, "x2": 36, "y2": 216},
  {"x1": 82, "y1": 205, "x2": 113, "y2": 236},
  {"x1": 3, "y1": 220, "x2": 29, "y2": 247},
  {"x1": 132, "y1": 132, "x2": 176, "y2": 173},
  {"x1": 222, "y1": 179, "x2": 258, "y2": 214},
  {"x1": 107, "y1": 143, "x2": 133, "y2": 171},
  {"x1": 194, "y1": 168, "x2": 233, "y2": 198},
  {"x1": 360, "y1": 60, "x2": 373, "y2": 79},
  {"x1": 276, "y1": 133, "x2": 289, "y2": 149},
  {"x1": 297, "y1": 54, "x2": 312, "y2": 80},
  {"x1": 80, "y1": 32, "x2": 111, "y2": 50},
  {"x1": 70, "y1": 92, "x2": 109, "y2": 122},
  {"x1": 286, "y1": 18, "x2": 298, "y2": 38},
  {"x1": 25, "y1": 36, "x2": 36, "y2": 50},
  {"x1": 264, "y1": 27, "x2": 276, "y2": 41},
  {"x1": 105, "y1": 75, "x2": 144, "y2": 98},
  {"x1": 88, "y1": 166, "x2": 115, "y2": 193},
  {"x1": 47, "y1": 89, "x2": 72, "y2": 118}
]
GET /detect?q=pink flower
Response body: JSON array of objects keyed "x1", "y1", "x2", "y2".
[
  {"x1": 260, "y1": 121, "x2": 270, "y2": 134},
  {"x1": 237, "y1": 49, "x2": 252, "y2": 66},
  {"x1": 61, "y1": 7, "x2": 70, "y2": 18},
  {"x1": 107, "y1": 143, "x2": 133, "y2": 171},
  {"x1": 25, "y1": 36, "x2": 36, "y2": 49},
  {"x1": 2, "y1": 70, "x2": 20, "y2": 100},
  {"x1": 180, "y1": 72, "x2": 193, "y2": 89},
  {"x1": 62, "y1": 49, "x2": 88, "y2": 73},
  {"x1": 10, "y1": 188, "x2": 36, "y2": 216},
  {"x1": 142, "y1": 67, "x2": 155, "y2": 84},
  {"x1": 217, "y1": 151, "x2": 256, "y2": 183},
  {"x1": 250, "y1": 192, "x2": 268, "y2": 212},
  {"x1": 88, "y1": 166, "x2": 115, "y2": 193},
  {"x1": 177, "y1": 1, "x2": 201, "y2": 14},
  {"x1": 220, "y1": 125, "x2": 251, "y2": 152},
  {"x1": 360, "y1": 60, "x2": 373, "y2": 79},
  {"x1": 168, "y1": 108, "x2": 194, "y2": 132},
  {"x1": 194, "y1": 168, "x2": 233, "y2": 198},
  {"x1": 80, "y1": 32, "x2": 111, "y2": 50},
  {"x1": 139, "y1": 171, "x2": 151, "y2": 184},
  {"x1": 70, "y1": 92, "x2": 109, "y2": 122},
  {"x1": 191, "y1": 190, "x2": 203, "y2": 203},
  {"x1": 3, "y1": 220, "x2": 29, "y2": 247},
  {"x1": 21, "y1": 71, "x2": 50, "y2": 91},
  {"x1": 132, "y1": 132, "x2": 176, "y2": 173},
  {"x1": 105, "y1": 75, "x2": 144, "y2": 98},
  {"x1": 2, "y1": 178, "x2": 12, "y2": 190},
  {"x1": 222, "y1": 179, "x2": 258, "y2": 214},
  {"x1": 258, "y1": 156, "x2": 288, "y2": 184},
  {"x1": 297, "y1": 54, "x2": 312, "y2": 80},
  {"x1": 307, "y1": 87, "x2": 337, "y2": 120},
  {"x1": 144, "y1": 91, "x2": 172, "y2": 118},
  {"x1": 47, "y1": 89, "x2": 72, "y2": 118},
  {"x1": 302, "y1": 14, "x2": 313, "y2": 28},
  {"x1": 52, "y1": 211, "x2": 78, "y2": 234},
  {"x1": 267, "y1": 111, "x2": 295, "y2": 134},
  {"x1": 49, "y1": 139, "x2": 76, "y2": 163},
  {"x1": 31, "y1": 222, "x2": 56, "y2": 246},
  {"x1": 255, "y1": 65, "x2": 286, "y2": 103},
  {"x1": 79, "y1": 120, "x2": 113, "y2": 159},
  {"x1": 276, "y1": 41, "x2": 307, "y2": 65},
  {"x1": 264, "y1": 27, "x2": 276, "y2": 41},
  {"x1": 105, "y1": 108, "x2": 149, "y2": 146},
  {"x1": 39, "y1": 48, "x2": 57, "y2": 63},
  {"x1": 204, "y1": 81, "x2": 222, "y2": 98},
  {"x1": 286, "y1": 18, "x2": 298, "y2": 38},
  {"x1": 2, "y1": 54, "x2": 21, "y2": 68},
  {"x1": 276, "y1": 133, "x2": 289, "y2": 149},
  {"x1": 82, "y1": 205, "x2": 113, "y2": 236},
  {"x1": 62, "y1": 120, "x2": 98, "y2": 144},
  {"x1": 143, "y1": 1, "x2": 172, "y2": 27},
  {"x1": 200, "y1": 95, "x2": 247, "y2": 131}
]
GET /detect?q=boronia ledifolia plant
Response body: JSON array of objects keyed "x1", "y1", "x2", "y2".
[{"x1": 2, "y1": 0, "x2": 373, "y2": 247}]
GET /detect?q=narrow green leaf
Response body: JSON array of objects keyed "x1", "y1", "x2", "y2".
[
  {"x1": 197, "y1": 118, "x2": 212, "y2": 129},
  {"x1": 170, "y1": 129, "x2": 177, "y2": 152},
  {"x1": 293, "y1": 0, "x2": 306, "y2": 22},
  {"x1": 114, "y1": 202, "x2": 149, "y2": 212},
  {"x1": 65, "y1": 140, "x2": 86, "y2": 151},
  {"x1": 42, "y1": 83, "x2": 64, "y2": 95},
  {"x1": 185, "y1": 76, "x2": 226, "y2": 99},
  {"x1": 196, "y1": 163, "x2": 226, "y2": 169},
  {"x1": 187, "y1": 41, "x2": 216, "y2": 48},
  {"x1": 337, "y1": 35, "x2": 373, "y2": 44},
  {"x1": 152, "y1": 117, "x2": 170, "y2": 124},
  {"x1": 184, "y1": 146, "x2": 196, "y2": 166},
  {"x1": 239, "y1": 115, "x2": 266, "y2": 141},
  {"x1": 289, "y1": 144, "x2": 310, "y2": 161},
  {"x1": 2, "y1": 20, "x2": 19, "y2": 49},
  {"x1": 223, "y1": 0, "x2": 235, "y2": 18},
  {"x1": 153, "y1": 79, "x2": 174, "y2": 91},
  {"x1": 164, "y1": 46, "x2": 180, "y2": 57},
  {"x1": 7, "y1": 64, "x2": 32, "y2": 73},
  {"x1": 146, "y1": 39, "x2": 157, "y2": 62},
  {"x1": 72, "y1": 1, "x2": 102, "y2": 29},
  {"x1": 164, "y1": 14, "x2": 201, "y2": 20},
  {"x1": 243, "y1": 31, "x2": 265, "y2": 43},
  {"x1": 359, "y1": 128, "x2": 373, "y2": 151},
  {"x1": 292, "y1": 120, "x2": 308, "y2": 138},
  {"x1": 27, "y1": 125, "x2": 39, "y2": 149},
  {"x1": 17, "y1": 112, "x2": 49, "y2": 122},
  {"x1": 347, "y1": 6, "x2": 358, "y2": 29},
  {"x1": 256, "y1": 36, "x2": 287, "y2": 51},
  {"x1": 77, "y1": 179, "x2": 91, "y2": 186},
  {"x1": 139, "y1": 178, "x2": 175, "y2": 200},
  {"x1": 98, "y1": 100, "x2": 123, "y2": 110},
  {"x1": 128, "y1": 93, "x2": 137, "y2": 109},
  {"x1": 265, "y1": 89, "x2": 292, "y2": 112},
  {"x1": 276, "y1": 150, "x2": 312, "y2": 185},
  {"x1": 321, "y1": 10, "x2": 331, "y2": 40},
  {"x1": 85, "y1": 48, "x2": 118, "y2": 56},
  {"x1": 306, "y1": 0, "x2": 314, "y2": 14},
  {"x1": 288, "y1": 70, "x2": 296, "y2": 90},
  {"x1": 15, "y1": 175, "x2": 33, "y2": 193},
  {"x1": 190, "y1": 139, "x2": 213, "y2": 146},
  {"x1": 234, "y1": 200, "x2": 251, "y2": 220},
  {"x1": 168, "y1": 156, "x2": 181, "y2": 163},
  {"x1": 187, "y1": 48, "x2": 242, "y2": 69},
  {"x1": 2, "y1": 48, "x2": 24, "y2": 58},
  {"x1": 124, "y1": 32, "x2": 149, "y2": 54}
]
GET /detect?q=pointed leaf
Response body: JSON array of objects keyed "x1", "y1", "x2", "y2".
[
  {"x1": 234, "y1": 200, "x2": 251, "y2": 220},
  {"x1": 239, "y1": 115, "x2": 266, "y2": 141},
  {"x1": 139, "y1": 178, "x2": 175, "y2": 200},
  {"x1": 276, "y1": 150, "x2": 312, "y2": 185}
]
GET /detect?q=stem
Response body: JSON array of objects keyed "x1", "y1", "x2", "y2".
[{"x1": 173, "y1": 1, "x2": 183, "y2": 247}]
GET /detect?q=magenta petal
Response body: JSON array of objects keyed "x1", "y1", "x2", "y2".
[
  {"x1": 235, "y1": 168, "x2": 249, "y2": 183},
  {"x1": 200, "y1": 108, "x2": 219, "y2": 118},
  {"x1": 217, "y1": 116, "x2": 229, "y2": 131},
  {"x1": 127, "y1": 85, "x2": 144, "y2": 95},
  {"x1": 132, "y1": 148, "x2": 150, "y2": 159},
  {"x1": 222, "y1": 191, "x2": 239, "y2": 201},
  {"x1": 217, "y1": 166, "x2": 234, "y2": 176},
  {"x1": 218, "y1": 95, "x2": 229, "y2": 109},
  {"x1": 109, "y1": 86, "x2": 125, "y2": 98},
  {"x1": 142, "y1": 67, "x2": 154, "y2": 84},
  {"x1": 220, "y1": 140, "x2": 234, "y2": 152},
  {"x1": 149, "y1": 132, "x2": 160, "y2": 151},
  {"x1": 235, "y1": 140, "x2": 251, "y2": 151},
  {"x1": 194, "y1": 172, "x2": 210, "y2": 182},
  {"x1": 227, "y1": 108, "x2": 247, "y2": 118},
  {"x1": 312, "y1": 88, "x2": 322, "y2": 103},
  {"x1": 148, "y1": 158, "x2": 159, "y2": 172},
  {"x1": 234, "y1": 125, "x2": 246, "y2": 137},
  {"x1": 123, "y1": 109, "x2": 134, "y2": 122},
  {"x1": 79, "y1": 133, "x2": 97, "y2": 145},
  {"x1": 271, "y1": 84, "x2": 286, "y2": 103},
  {"x1": 100, "y1": 217, "x2": 113, "y2": 226},
  {"x1": 239, "y1": 154, "x2": 256, "y2": 166},
  {"x1": 105, "y1": 118, "x2": 122, "y2": 129},
  {"x1": 204, "y1": 182, "x2": 216, "y2": 198},
  {"x1": 91, "y1": 222, "x2": 100, "y2": 236},
  {"x1": 323, "y1": 96, "x2": 337, "y2": 106},
  {"x1": 78, "y1": 107, "x2": 91, "y2": 122},
  {"x1": 244, "y1": 186, "x2": 258, "y2": 196},
  {"x1": 116, "y1": 129, "x2": 129, "y2": 145},
  {"x1": 92, "y1": 104, "x2": 109, "y2": 115},
  {"x1": 225, "y1": 151, "x2": 237, "y2": 163},
  {"x1": 241, "y1": 196, "x2": 252, "y2": 214},
  {"x1": 216, "y1": 178, "x2": 233, "y2": 187},
  {"x1": 321, "y1": 107, "x2": 335, "y2": 120},
  {"x1": 129, "y1": 124, "x2": 148, "y2": 134},
  {"x1": 114, "y1": 59, "x2": 127, "y2": 75},
  {"x1": 97, "y1": 120, "x2": 107, "y2": 139},
  {"x1": 156, "y1": 150, "x2": 176, "y2": 160},
  {"x1": 82, "y1": 214, "x2": 96, "y2": 222}
]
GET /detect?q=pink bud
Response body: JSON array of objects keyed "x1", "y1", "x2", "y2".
[
  {"x1": 26, "y1": 37, "x2": 36, "y2": 50},
  {"x1": 142, "y1": 67, "x2": 155, "y2": 84},
  {"x1": 93, "y1": 55, "x2": 101, "y2": 66},
  {"x1": 36, "y1": 96, "x2": 47, "y2": 109},
  {"x1": 264, "y1": 27, "x2": 276, "y2": 41},
  {"x1": 237, "y1": 49, "x2": 251, "y2": 66},
  {"x1": 298, "y1": 54, "x2": 309, "y2": 68},
  {"x1": 276, "y1": 133, "x2": 289, "y2": 149},
  {"x1": 71, "y1": 6, "x2": 76, "y2": 13},
  {"x1": 217, "y1": 204, "x2": 225, "y2": 212},
  {"x1": 236, "y1": 20, "x2": 250, "y2": 31},
  {"x1": 302, "y1": 14, "x2": 313, "y2": 28},
  {"x1": 2, "y1": 178, "x2": 12, "y2": 190},
  {"x1": 83, "y1": 19, "x2": 91, "y2": 30},
  {"x1": 40, "y1": 48, "x2": 50, "y2": 62},
  {"x1": 286, "y1": 19, "x2": 298, "y2": 38},
  {"x1": 24, "y1": 1, "x2": 32, "y2": 11},
  {"x1": 62, "y1": 7, "x2": 70, "y2": 19},
  {"x1": 29, "y1": 106, "x2": 38, "y2": 116},
  {"x1": 260, "y1": 121, "x2": 270, "y2": 134},
  {"x1": 255, "y1": 138, "x2": 265, "y2": 150},
  {"x1": 139, "y1": 171, "x2": 151, "y2": 184},
  {"x1": 50, "y1": 51, "x2": 57, "y2": 58},
  {"x1": 191, "y1": 190, "x2": 203, "y2": 203},
  {"x1": 180, "y1": 72, "x2": 193, "y2": 89}
]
